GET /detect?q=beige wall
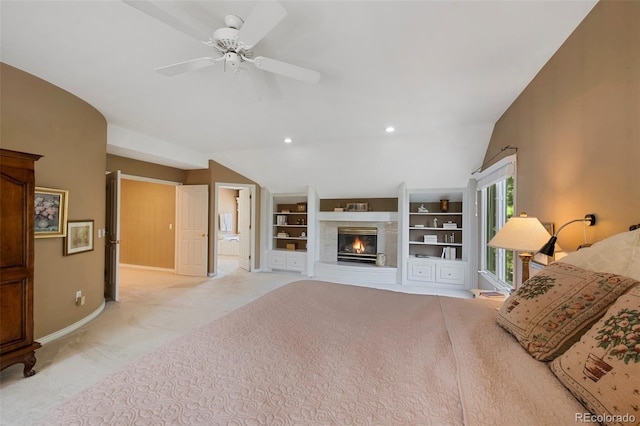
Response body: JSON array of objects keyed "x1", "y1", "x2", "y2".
[
  {"x1": 120, "y1": 179, "x2": 176, "y2": 269},
  {"x1": 107, "y1": 154, "x2": 187, "y2": 183},
  {"x1": 108, "y1": 156, "x2": 262, "y2": 274},
  {"x1": 1, "y1": 63, "x2": 107, "y2": 339},
  {"x1": 483, "y1": 1, "x2": 640, "y2": 252},
  {"x1": 206, "y1": 160, "x2": 262, "y2": 272}
]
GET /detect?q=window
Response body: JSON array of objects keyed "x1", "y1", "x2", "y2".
[{"x1": 477, "y1": 155, "x2": 516, "y2": 289}]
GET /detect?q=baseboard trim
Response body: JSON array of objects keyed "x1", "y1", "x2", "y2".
[
  {"x1": 38, "y1": 299, "x2": 106, "y2": 345},
  {"x1": 119, "y1": 263, "x2": 175, "y2": 273}
]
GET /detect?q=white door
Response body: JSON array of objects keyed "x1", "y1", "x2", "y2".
[
  {"x1": 176, "y1": 185, "x2": 209, "y2": 277},
  {"x1": 105, "y1": 170, "x2": 121, "y2": 301},
  {"x1": 238, "y1": 188, "x2": 251, "y2": 271}
]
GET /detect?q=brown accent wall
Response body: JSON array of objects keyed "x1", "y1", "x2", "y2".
[
  {"x1": 1, "y1": 63, "x2": 107, "y2": 339},
  {"x1": 185, "y1": 160, "x2": 262, "y2": 273},
  {"x1": 482, "y1": 1, "x2": 640, "y2": 252},
  {"x1": 319, "y1": 198, "x2": 398, "y2": 212},
  {"x1": 120, "y1": 179, "x2": 176, "y2": 269},
  {"x1": 107, "y1": 154, "x2": 186, "y2": 182}
]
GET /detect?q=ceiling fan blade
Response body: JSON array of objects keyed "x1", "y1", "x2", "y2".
[
  {"x1": 234, "y1": 67, "x2": 261, "y2": 102},
  {"x1": 123, "y1": 0, "x2": 212, "y2": 42},
  {"x1": 155, "y1": 57, "x2": 218, "y2": 76},
  {"x1": 253, "y1": 56, "x2": 321, "y2": 84},
  {"x1": 238, "y1": 1, "x2": 287, "y2": 48}
]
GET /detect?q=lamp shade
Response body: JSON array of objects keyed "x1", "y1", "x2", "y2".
[{"x1": 488, "y1": 214, "x2": 551, "y2": 252}]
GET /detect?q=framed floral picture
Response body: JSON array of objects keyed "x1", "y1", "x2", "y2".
[
  {"x1": 34, "y1": 187, "x2": 68, "y2": 238},
  {"x1": 64, "y1": 220, "x2": 94, "y2": 255}
]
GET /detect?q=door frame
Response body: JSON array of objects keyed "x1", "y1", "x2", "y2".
[{"x1": 214, "y1": 182, "x2": 256, "y2": 275}]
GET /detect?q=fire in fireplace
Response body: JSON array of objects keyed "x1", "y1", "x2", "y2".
[{"x1": 337, "y1": 227, "x2": 377, "y2": 264}]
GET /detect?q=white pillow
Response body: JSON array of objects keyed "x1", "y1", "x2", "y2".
[{"x1": 558, "y1": 229, "x2": 640, "y2": 280}]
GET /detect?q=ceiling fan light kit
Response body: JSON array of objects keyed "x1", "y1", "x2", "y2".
[{"x1": 126, "y1": 0, "x2": 321, "y2": 88}]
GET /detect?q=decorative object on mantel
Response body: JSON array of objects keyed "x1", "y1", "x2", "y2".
[
  {"x1": 488, "y1": 212, "x2": 553, "y2": 287},
  {"x1": 34, "y1": 187, "x2": 68, "y2": 238},
  {"x1": 418, "y1": 204, "x2": 429, "y2": 213},
  {"x1": 346, "y1": 202, "x2": 368, "y2": 212},
  {"x1": 439, "y1": 199, "x2": 449, "y2": 212},
  {"x1": 334, "y1": 207, "x2": 344, "y2": 212},
  {"x1": 538, "y1": 214, "x2": 597, "y2": 257}
]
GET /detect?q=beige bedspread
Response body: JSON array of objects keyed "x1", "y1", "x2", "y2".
[{"x1": 41, "y1": 281, "x2": 586, "y2": 425}]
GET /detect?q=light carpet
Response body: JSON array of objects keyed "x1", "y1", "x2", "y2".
[{"x1": 0, "y1": 258, "x2": 300, "y2": 426}]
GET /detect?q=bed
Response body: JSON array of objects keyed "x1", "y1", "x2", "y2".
[{"x1": 41, "y1": 229, "x2": 640, "y2": 425}]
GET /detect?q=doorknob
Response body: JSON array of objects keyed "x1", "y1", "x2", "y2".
[{"x1": 201, "y1": 234, "x2": 207, "y2": 237}]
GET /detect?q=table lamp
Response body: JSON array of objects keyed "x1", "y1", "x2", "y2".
[{"x1": 488, "y1": 213, "x2": 552, "y2": 287}]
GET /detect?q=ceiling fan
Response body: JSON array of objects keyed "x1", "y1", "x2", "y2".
[{"x1": 123, "y1": 1, "x2": 321, "y2": 86}]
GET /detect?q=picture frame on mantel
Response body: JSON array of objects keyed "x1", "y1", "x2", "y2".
[
  {"x1": 64, "y1": 220, "x2": 94, "y2": 255},
  {"x1": 34, "y1": 187, "x2": 68, "y2": 238},
  {"x1": 346, "y1": 202, "x2": 368, "y2": 212}
]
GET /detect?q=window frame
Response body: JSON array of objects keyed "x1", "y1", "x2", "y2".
[{"x1": 476, "y1": 155, "x2": 516, "y2": 291}]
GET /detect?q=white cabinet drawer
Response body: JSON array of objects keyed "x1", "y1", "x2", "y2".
[
  {"x1": 286, "y1": 254, "x2": 306, "y2": 271},
  {"x1": 268, "y1": 252, "x2": 286, "y2": 268},
  {"x1": 408, "y1": 262, "x2": 436, "y2": 282},
  {"x1": 436, "y1": 264, "x2": 465, "y2": 285},
  {"x1": 268, "y1": 250, "x2": 306, "y2": 273}
]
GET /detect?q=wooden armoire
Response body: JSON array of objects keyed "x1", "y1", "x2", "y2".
[{"x1": 0, "y1": 149, "x2": 42, "y2": 377}]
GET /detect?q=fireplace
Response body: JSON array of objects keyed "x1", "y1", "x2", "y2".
[{"x1": 337, "y1": 227, "x2": 377, "y2": 264}]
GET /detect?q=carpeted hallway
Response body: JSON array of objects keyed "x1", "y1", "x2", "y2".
[{"x1": 0, "y1": 259, "x2": 300, "y2": 426}]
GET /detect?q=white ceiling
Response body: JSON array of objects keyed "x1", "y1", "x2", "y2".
[{"x1": 1, "y1": 0, "x2": 597, "y2": 197}]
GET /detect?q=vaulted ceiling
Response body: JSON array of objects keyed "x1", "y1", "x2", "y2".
[{"x1": 1, "y1": 1, "x2": 597, "y2": 197}]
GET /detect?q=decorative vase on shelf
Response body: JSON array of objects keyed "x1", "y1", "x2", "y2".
[
  {"x1": 440, "y1": 199, "x2": 449, "y2": 212},
  {"x1": 36, "y1": 218, "x2": 49, "y2": 229}
]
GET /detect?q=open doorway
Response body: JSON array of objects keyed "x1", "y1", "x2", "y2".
[{"x1": 214, "y1": 183, "x2": 255, "y2": 276}]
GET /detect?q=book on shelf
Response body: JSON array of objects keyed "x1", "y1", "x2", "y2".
[
  {"x1": 441, "y1": 247, "x2": 457, "y2": 259},
  {"x1": 276, "y1": 215, "x2": 288, "y2": 225},
  {"x1": 442, "y1": 222, "x2": 457, "y2": 229},
  {"x1": 479, "y1": 291, "x2": 504, "y2": 298}
]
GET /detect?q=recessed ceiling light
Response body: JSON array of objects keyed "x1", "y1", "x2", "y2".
[
  {"x1": 385, "y1": 126, "x2": 395, "y2": 133},
  {"x1": 284, "y1": 137, "x2": 293, "y2": 144}
]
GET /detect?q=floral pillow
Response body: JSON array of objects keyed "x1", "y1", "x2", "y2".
[
  {"x1": 550, "y1": 284, "x2": 640, "y2": 426},
  {"x1": 496, "y1": 262, "x2": 638, "y2": 361}
]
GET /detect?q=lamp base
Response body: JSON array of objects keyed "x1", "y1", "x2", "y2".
[{"x1": 519, "y1": 252, "x2": 533, "y2": 287}]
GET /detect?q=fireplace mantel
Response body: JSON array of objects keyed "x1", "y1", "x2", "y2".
[{"x1": 317, "y1": 211, "x2": 398, "y2": 222}]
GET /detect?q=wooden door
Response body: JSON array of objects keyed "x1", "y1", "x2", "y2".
[
  {"x1": 105, "y1": 170, "x2": 121, "y2": 301},
  {"x1": 238, "y1": 188, "x2": 251, "y2": 271},
  {"x1": 176, "y1": 185, "x2": 208, "y2": 277}
]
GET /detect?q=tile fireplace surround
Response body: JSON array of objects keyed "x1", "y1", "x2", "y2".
[{"x1": 318, "y1": 219, "x2": 398, "y2": 267}]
